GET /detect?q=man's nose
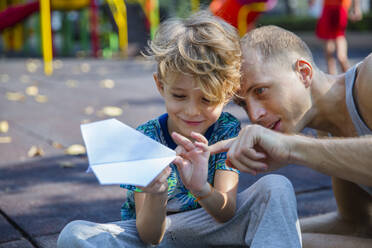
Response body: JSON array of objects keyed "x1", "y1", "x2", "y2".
[{"x1": 246, "y1": 100, "x2": 266, "y2": 123}]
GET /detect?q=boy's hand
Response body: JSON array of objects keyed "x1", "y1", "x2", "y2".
[
  {"x1": 138, "y1": 166, "x2": 171, "y2": 194},
  {"x1": 171, "y1": 132, "x2": 210, "y2": 196}
]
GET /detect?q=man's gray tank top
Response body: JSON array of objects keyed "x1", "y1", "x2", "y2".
[{"x1": 345, "y1": 62, "x2": 372, "y2": 195}]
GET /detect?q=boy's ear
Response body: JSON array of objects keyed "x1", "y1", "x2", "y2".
[
  {"x1": 295, "y1": 59, "x2": 313, "y2": 88},
  {"x1": 154, "y1": 73, "x2": 165, "y2": 96}
]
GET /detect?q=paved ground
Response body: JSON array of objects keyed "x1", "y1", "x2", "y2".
[{"x1": 0, "y1": 32, "x2": 371, "y2": 247}]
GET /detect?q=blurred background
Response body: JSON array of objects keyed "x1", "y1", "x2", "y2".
[{"x1": 0, "y1": 0, "x2": 370, "y2": 59}]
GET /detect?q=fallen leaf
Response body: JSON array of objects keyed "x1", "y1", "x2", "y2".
[
  {"x1": 20, "y1": 75, "x2": 30, "y2": 83},
  {"x1": 100, "y1": 79, "x2": 115, "y2": 89},
  {"x1": 27, "y1": 146, "x2": 44, "y2": 157},
  {"x1": 59, "y1": 161, "x2": 75, "y2": 168},
  {"x1": 65, "y1": 144, "x2": 86, "y2": 155},
  {"x1": 102, "y1": 106, "x2": 123, "y2": 117},
  {"x1": 0, "y1": 121, "x2": 9, "y2": 133},
  {"x1": 6, "y1": 92, "x2": 25, "y2": 101},
  {"x1": 0, "y1": 136, "x2": 11, "y2": 143},
  {"x1": 84, "y1": 106, "x2": 94, "y2": 115},
  {"x1": 26, "y1": 86, "x2": 39, "y2": 96},
  {"x1": 53, "y1": 60, "x2": 63, "y2": 69},
  {"x1": 52, "y1": 142, "x2": 63, "y2": 149},
  {"x1": 66, "y1": 79, "x2": 78, "y2": 88},
  {"x1": 80, "y1": 63, "x2": 91, "y2": 73},
  {"x1": 26, "y1": 61, "x2": 38, "y2": 73},
  {"x1": 35, "y1": 95, "x2": 48, "y2": 103},
  {"x1": 0, "y1": 74, "x2": 9, "y2": 83}
]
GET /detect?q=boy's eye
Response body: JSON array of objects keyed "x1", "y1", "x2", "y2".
[
  {"x1": 172, "y1": 94, "x2": 185, "y2": 99},
  {"x1": 254, "y1": 87, "x2": 267, "y2": 95}
]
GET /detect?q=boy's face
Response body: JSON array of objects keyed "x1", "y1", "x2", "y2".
[
  {"x1": 237, "y1": 50, "x2": 312, "y2": 133},
  {"x1": 155, "y1": 73, "x2": 225, "y2": 140}
]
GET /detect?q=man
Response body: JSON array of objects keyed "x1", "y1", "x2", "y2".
[{"x1": 210, "y1": 25, "x2": 372, "y2": 247}]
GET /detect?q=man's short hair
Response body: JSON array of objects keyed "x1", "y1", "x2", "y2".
[{"x1": 240, "y1": 25, "x2": 316, "y2": 68}]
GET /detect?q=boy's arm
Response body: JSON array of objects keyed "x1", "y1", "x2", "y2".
[
  {"x1": 135, "y1": 192, "x2": 168, "y2": 245},
  {"x1": 196, "y1": 170, "x2": 239, "y2": 223},
  {"x1": 134, "y1": 167, "x2": 170, "y2": 245},
  {"x1": 172, "y1": 132, "x2": 239, "y2": 223}
]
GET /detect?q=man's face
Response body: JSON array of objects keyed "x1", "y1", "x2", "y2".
[{"x1": 237, "y1": 50, "x2": 312, "y2": 133}]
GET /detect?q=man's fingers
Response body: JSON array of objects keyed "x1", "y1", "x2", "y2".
[
  {"x1": 227, "y1": 156, "x2": 259, "y2": 175},
  {"x1": 209, "y1": 138, "x2": 236, "y2": 154},
  {"x1": 171, "y1": 132, "x2": 195, "y2": 151}
]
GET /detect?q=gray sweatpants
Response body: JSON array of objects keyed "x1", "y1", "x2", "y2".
[{"x1": 57, "y1": 175, "x2": 302, "y2": 248}]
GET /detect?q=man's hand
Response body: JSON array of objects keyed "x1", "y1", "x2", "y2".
[
  {"x1": 209, "y1": 125, "x2": 292, "y2": 175},
  {"x1": 171, "y1": 131, "x2": 210, "y2": 196}
]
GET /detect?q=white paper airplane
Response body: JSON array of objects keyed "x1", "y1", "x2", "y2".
[{"x1": 81, "y1": 119, "x2": 176, "y2": 186}]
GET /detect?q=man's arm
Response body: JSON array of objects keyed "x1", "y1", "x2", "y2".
[
  {"x1": 290, "y1": 134, "x2": 372, "y2": 187},
  {"x1": 209, "y1": 125, "x2": 372, "y2": 186}
]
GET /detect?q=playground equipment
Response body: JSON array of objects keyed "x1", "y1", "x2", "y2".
[
  {"x1": 107, "y1": 0, "x2": 128, "y2": 55},
  {"x1": 0, "y1": 0, "x2": 201, "y2": 75},
  {"x1": 210, "y1": 0, "x2": 277, "y2": 36}
]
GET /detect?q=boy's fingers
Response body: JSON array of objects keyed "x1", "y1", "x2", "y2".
[
  {"x1": 171, "y1": 132, "x2": 195, "y2": 151},
  {"x1": 190, "y1": 131, "x2": 208, "y2": 144},
  {"x1": 175, "y1": 146, "x2": 186, "y2": 156},
  {"x1": 194, "y1": 141, "x2": 209, "y2": 152},
  {"x1": 209, "y1": 138, "x2": 236, "y2": 154}
]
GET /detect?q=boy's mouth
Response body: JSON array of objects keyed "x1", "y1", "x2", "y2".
[{"x1": 183, "y1": 119, "x2": 203, "y2": 126}]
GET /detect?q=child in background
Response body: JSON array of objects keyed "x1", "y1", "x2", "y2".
[
  {"x1": 57, "y1": 11, "x2": 301, "y2": 247},
  {"x1": 309, "y1": 0, "x2": 362, "y2": 74}
]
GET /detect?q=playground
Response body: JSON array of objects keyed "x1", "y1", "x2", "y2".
[{"x1": 1, "y1": 0, "x2": 372, "y2": 247}]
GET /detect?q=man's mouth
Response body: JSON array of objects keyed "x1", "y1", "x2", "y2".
[{"x1": 268, "y1": 120, "x2": 281, "y2": 131}]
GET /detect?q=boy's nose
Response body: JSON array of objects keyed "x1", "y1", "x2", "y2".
[{"x1": 185, "y1": 101, "x2": 201, "y2": 116}]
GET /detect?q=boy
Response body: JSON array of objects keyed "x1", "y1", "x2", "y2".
[{"x1": 57, "y1": 12, "x2": 301, "y2": 247}]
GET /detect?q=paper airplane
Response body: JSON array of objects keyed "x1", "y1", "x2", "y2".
[{"x1": 81, "y1": 119, "x2": 176, "y2": 186}]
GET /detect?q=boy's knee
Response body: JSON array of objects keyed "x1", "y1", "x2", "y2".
[
  {"x1": 57, "y1": 220, "x2": 88, "y2": 248},
  {"x1": 257, "y1": 175, "x2": 295, "y2": 201}
]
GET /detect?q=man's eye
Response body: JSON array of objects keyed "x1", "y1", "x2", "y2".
[
  {"x1": 254, "y1": 88, "x2": 266, "y2": 95},
  {"x1": 233, "y1": 97, "x2": 246, "y2": 107},
  {"x1": 202, "y1": 97, "x2": 211, "y2": 103}
]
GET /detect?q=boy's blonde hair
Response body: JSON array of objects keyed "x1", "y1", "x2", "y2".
[
  {"x1": 146, "y1": 10, "x2": 241, "y2": 104},
  {"x1": 240, "y1": 25, "x2": 316, "y2": 70}
]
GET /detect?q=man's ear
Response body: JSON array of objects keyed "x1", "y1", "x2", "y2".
[
  {"x1": 153, "y1": 73, "x2": 165, "y2": 97},
  {"x1": 295, "y1": 59, "x2": 313, "y2": 88}
]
